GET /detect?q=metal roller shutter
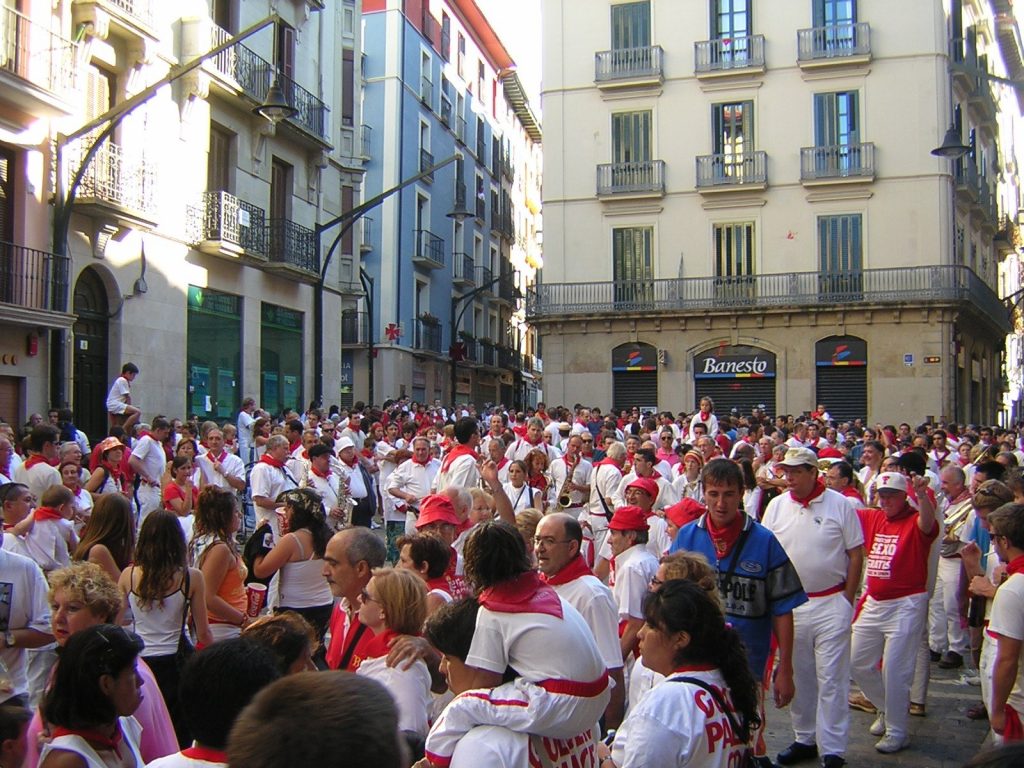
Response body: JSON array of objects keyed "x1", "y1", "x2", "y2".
[
  {"x1": 815, "y1": 366, "x2": 867, "y2": 423},
  {"x1": 695, "y1": 378, "x2": 776, "y2": 420},
  {"x1": 613, "y1": 371, "x2": 658, "y2": 412}
]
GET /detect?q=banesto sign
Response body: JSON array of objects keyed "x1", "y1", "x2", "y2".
[{"x1": 694, "y1": 347, "x2": 776, "y2": 379}]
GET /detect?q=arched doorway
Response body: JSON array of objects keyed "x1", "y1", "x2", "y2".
[{"x1": 72, "y1": 268, "x2": 109, "y2": 443}]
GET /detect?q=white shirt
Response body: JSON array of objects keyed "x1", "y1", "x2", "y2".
[
  {"x1": 587, "y1": 462, "x2": 623, "y2": 529},
  {"x1": 988, "y1": 571, "x2": 1024, "y2": 714},
  {"x1": 386, "y1": 457, "x2": 440, "y2": 506},
  {"x1": 761, "y1": 487, "x2": 863, "y2": 594},
  {"x1": 613, "y1": 471, "x2": 678, "y2": 512},
  {"x1": 249, "y1": 460, "x2": 298, "y2": 534},
  {"x1": 450, "y1": 726, "x2": 528, "y2": 768},
  {"x1": 610, "y1": 544, "x2": 659, "y2": 622},
  {"x1": 551, "y1": 572, "x2": 623, "y2": 671},
  {"x1": 505, "y1": 439, "x2": 561, "y2": 464},
  {"x1": 503, "y1": 482, "x2": 536, "y2": 513},
  {"x1": 12, "y1": 460, "x2": 61, "y2": 503},
  {"x1": 357, "y1": 655, "x2": 433, "y2": 737},
  {"x1": 548, "y1": 457, "x2": 593, "y2": 508},
  {"x1": 23, "y1": 518, "x2": 75, "y2": 573},
  {"x1": 688, "y1": 412, "x2": 719, "y2": 437},
  {"x1": 0, "y1": 547, "x2": 52, "y2": 697},
  {"x1": 105, "y1": 376, "x2": 132, "y2": 413},
  {"x1": 303, "y1": 469, "x2": 340, "y2": 514},
  {"x1": 146, "y1": 752, "x2": 225, "y2": 768},
  {"x1": 236, "y1": 410, "x2": 255, "y2": 461},
  {"x1": 196, "y1": 451, "x2": 244, "y2": 490},
  {"x1": 433, "y1": 450, "x2": 480, "y2": 492},
  {"x1": 131, "y1": 435, "x2": 166, "y2": 486}
]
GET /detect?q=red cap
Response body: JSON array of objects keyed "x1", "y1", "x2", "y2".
[
  {"x1": 817, "y1": 446, "x2": 843, "y2": 459},
  {"x1": 608, "y1": 505, "x2": 650, "y2": 532},
  {"x1": 415, "y1": 494, "x2": 460, "y2": 528},
  {"x1": 626, "y1": 476, "x2": 660, "y2": 501},
  {"x1": 665, "y1": 498, "x2": 706, "y2": 529}
]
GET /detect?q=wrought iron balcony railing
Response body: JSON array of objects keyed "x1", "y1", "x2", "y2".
[
  {"x1": 475, "y1": 265, "x2": 493, "y2": 293},
  {"x1": 0, "y1": 241, "x2": 69, "y2": 313},
  {"x1": 595, "y1": 45, "x2": 664, "y2": 84},
  {"x1": 527, "y1": 265, "x2": 1010, "y2": 334},
  {"x1": 695, "y1": 35, "x2": 765, "y2": 73},
  {"x1": 452, "y1": 252, "x2": 475, "y2": 285},
  {"x1": 496, "y1": 272, "x2": 519, "y2": 304},
  {"x1": 696, "y1": 151, "x2": 767, "y2": 188},
  {"x1": 0, "y1": 6, "x2": 77, "y2": 100},
  {"x1": 189, "y1": 191, "x2": 267, "y2": 256},
  {"x1": 800, "y1": 143, "x2": 875, "y2": 181},
  {"x1": 420, "y1": 75, "x2": 433, "y2": 104},
  {"x1": 266, "y1": 218, "x2": 319, "y2": 274},
  {"x1": 797, "y1": 22, "x2": 871, "y2": 61},
  {"x1": 597, "y1": 160, "x2": 665, "y2": 196},
  {"x1": 415, "y1": 319, "x2": 443, "y2": 354},
  {"x1": 341, "y1": 311, "x2": 369, "y2": 345},
  {"x1": 413, "y1": 229, "x2": 444, "y2": 268},
  {"x1": 73, "y1": 140, "x2": 156, "y2": 216},
  {"x1": 360, "y1": 124, "x2": 371, "y2": 158},
  {"x1": 456, "y1": 114, "x2": 466, "y2": 143}
]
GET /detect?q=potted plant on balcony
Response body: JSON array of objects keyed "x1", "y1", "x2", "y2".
[
  {"x1": 418, "y1": 311, "x2": 440, "y2": 327},
  {"x1": 458, "y1": 330, "x2": 476, "y2": 342}
]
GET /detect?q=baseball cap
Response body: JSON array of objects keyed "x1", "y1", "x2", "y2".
[
  {"x1": 626, "y1": 477, "x2": 660, "y2": 502},
  {"x1": 778, "y1": 447, "x2": 819, "y2": 468},
  {"x1": 415, "y1": 494, "x2": 460, "y2": 528},
  {"x1": 875, "y1": 472, "x2": 908, "y2": 493},
  {"x1": 666, "y1": 498, "x2": 706, "y2": 529},
  {"x1": 973, "y1": 480, "x2": 1013, "y2": 509},
  {"x1": 608, "y1": 505, "x2": 650, "y2": 532}
]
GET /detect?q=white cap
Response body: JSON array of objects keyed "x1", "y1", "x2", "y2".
[
  {"x1": 336, "y1": 436, "x2": 356, "y2": 452},
  {"x1": 875, "y1": 472, "x2": 908, "y2": 493}
]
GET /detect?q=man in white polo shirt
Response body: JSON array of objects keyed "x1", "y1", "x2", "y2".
[
  {"x1": 128, "y1": 417, "x2": 170, "y2": 521},
  {"x1": 196, "y1": 427, "x2": 245, "y2": 492},
  {"x1": 762, "y1": 447, "x2": 864, "y2": 768}
]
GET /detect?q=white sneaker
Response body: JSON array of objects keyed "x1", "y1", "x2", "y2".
[
  {"x1": 962, "y1": 670, "x2": 981, "y2": 686},
  {"x1": 869, "y1": 714, "x2": 886, "y2": 737},
  {"x1": 874, "y1": 734, "x2": 910, "y2": 754}
]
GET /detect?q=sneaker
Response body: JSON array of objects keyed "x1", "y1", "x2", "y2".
[
  {"x1": 909, "y1": 702, "x2": 926, "y2": 717},
  {"x1": 962, "y1": 670, "x2": 981, "y2": 686},
  {"x1": 869, "y1": 713, "x2": 886, "y2": 737},
  {"x1": 929, "y1": 650, "x2": 942, "y2": 662},
  {"x1": 938, "y1": 651, "x2": 963, "y2": 669},
  {"x1": 874, "y1": 734, "x2": 910, "y2": 754},
  {"x1": 370, "y1": 520, "x2": 382, "y2": 529},
  {"x1": 820, "y1": 757, "x2": 846, "y2": 768},
  {"x1": 849, "y1": 691, "x2": 877, "y2": 714},
  {"x1": 777, "y1": 742, "x2": 818, "y2": 765}
]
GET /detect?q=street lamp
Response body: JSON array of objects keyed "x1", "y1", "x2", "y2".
[
  {"x1": 49, "y1": 13, "x2": 290, "y2": 408},
  {"x1": 931, "y1": 125, "x2": 971, "y2": 159},
  {"x1": 311, "y1": 153, "x2": 463, "y2": 407}
]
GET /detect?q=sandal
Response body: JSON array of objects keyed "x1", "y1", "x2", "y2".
[{"x1": 966, "y1": 702, "x2": 988, "y2": 720}]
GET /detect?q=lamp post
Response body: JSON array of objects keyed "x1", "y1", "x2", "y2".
[
  {"x1": 49, "y1": 13, "x2": 288, "y2": 409},
  {"x1": 449, "y1": 274, "x2": 507, "y2": 407},
  {"x1": 311, "y1": 152, "x2": 463, "y2": 407}
]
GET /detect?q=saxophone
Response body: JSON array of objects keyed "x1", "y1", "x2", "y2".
[
  {"x1": 334, "y1": 471, "x2": 355, "y2": 532},
  {"x1": 557, "y1": 454, "x2": 581, "y2": 508}
]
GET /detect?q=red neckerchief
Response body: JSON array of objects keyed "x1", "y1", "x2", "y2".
[
  {"x1": 426, "y1": 576, "x2": 452, "y2": 595},
  {"x1": 259, "y1": 454, "x2": 285, "y2": 469},
  {"x1": 23, "y1": 455, "x2": 51, "y2": 470},
  {"x1": 672, "y1": 663, "x2": 719, "y2": 674},
  {"x1": 102, "y1": 461, "x2": 124, "y2": 485},
  {"x1": 341, "y1": 455, "x2": 358, "y2": 469},
  {"x1": 523, "y1": 435, "x2": 542, "y2": 447},
  {"x1": 33, "y1": 506, "x2": 64, "y2": 521},
  {"x1": 441, "y1": 444, "x2": 476, "y2": 473},
  {"x1": 73, "y1": 487, "x2": 83, "y2": 498},
  {"x1": 528, "y1": 474, "x2": 548, "y2": 492},
  {"x1": 540, "y1": 554, "x2": 594, "y2": 586},
  {"x1": 361, "y1": 448, "x2": 373, "y2": 459},
  {"x1": 412, "y1": 455, "x2": 432, "y2": 467},
  {"x1": 478, "y1": 571, "x2": 563, "y2": 618},
  {"x1": 700, "y1": 411, "x2": 710, "y2": 422},
  {"x1": 706, "y1": 514, "x2": 745, "y2": 558},
  {"x1": 496, "y1": 458, "x2": 509, "y2": 470},
  {"x1": 648, "y1": 469, "x2": 662, "y2": 480},
  {"x1": 311, "y1": 466, "x2": 331, "y2": 479},
  {"x1": 288, "y1": 440, "x2": 301, "y2": 453},
  {"x1": 51, "y1": 725, "x2": 123, "y2": 758},
  {"x1": 362, "y1": 628, "x2": 400, "y2": 659},
  {"x1": 209, "y1": 450, "x2": 228, "y2": 464},
  {"x1": 301, "y1": 450, "x2": 310, "y2": 461},
  {"x1": 563, "y1": 455, "x2": 576, "y2": 467},
  {"x1": 1006, "y1": 555, "x2": 1024, "y2": 577},
  {"x1": 790, "y1": 477, "x2": 827, "y2": 508},
  {"x1": 181, "y1": 746, "x2": 229, "y2": 763},
  {"x1": 840, "y1": 486, "x2": 863, "y2": 501}
]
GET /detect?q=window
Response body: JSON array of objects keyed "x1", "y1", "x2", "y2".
[
  {"x1": 421, "y1": 51, "x2": 432, "y2": 104},
  {"x1": 269, "y1": 158, "x2": 291, "y2": 221},
  {"x1": 475, "y1": 174, "x2": 485, "y2": 219},
  {"x1": 456, "y1": 93, "x2": 466, "y2": 141},
  {"x1": 342, "y1": 49, "x2": 355, "y2": 127},
  {"x1": 476, "y1": 116, "x2": 486, "y2": 161},
  {"x1": 813, "y1": 91, "x2": 861, "y2": 174},
  {"x1": 457, "y1": 33, "x2": 466, "y2": 78},
  {"x1": 276, "y1": 21, "x2": 296, "y2": 80},
  {"x1": 261, "y1": 303, "x2": 303, "y2": 417},
  {"x1": 212, "y1": 0, "x2": 233, "y2": 32},
  {"x1": 207, "y1": 125, "x2": 233, "y2": 192},
  {"x1": 341, "y1": 185, "x2": 354, "y2": 254},
  {"x1": 818, "y1": 214, "x2": 863, "y2": 296},
  {"x1": 814, "y1": 0, "x2": 856, "y2": 27},
  {"x1": 612, "y1": 226, "x2": 654, "y2": 307},
  {"x1": 187, "y1": 286, "x2": 241, "y2": 419},
  {"x1": 712, "y1": 0, "x2": 752, "y2": 65},
  {"x1": 612, "y1": 111, "x2": 652, "y2": 164},
  {"x1": 713, "y1": 222, "x2": 755, "y2": 301},
  {"x1": 611, "y1": 1, "x2": 650, "y2": 49},
  {"x1": 711, "y1": 101, "x2": 754, "y2": 180},
  {"x1": 441, "y1": 13, "x2": 451, "y2": 61},
  {"x1": 440, "y1": 76, "x2": 452, "y2": 125},
  {"x1": 477, "y1": 61, "x2": 486, "y2": 104}
]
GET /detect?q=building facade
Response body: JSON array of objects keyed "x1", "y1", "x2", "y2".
[
  {"x1": 535, "y1": 0, "x2": 1022, "y2": 425},
  {"x1": 0, "y1": 0, "x2": 362, "y2": 439},
  {"x1": 359, "y1": 0, "x2": 542, "y2": 410}
]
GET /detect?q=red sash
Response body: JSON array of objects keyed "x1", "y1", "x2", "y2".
[{"x1": 181, "y1": 746, "x2": 229, "y2": 763}]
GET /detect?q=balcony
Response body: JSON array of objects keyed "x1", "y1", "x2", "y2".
[
  {"x1": 414, "y1": 319, "x2": 443, "y2": 354},
  {"x1": 460, "y1": 336, "x2": 479, "y2": 363},
  {"x1": 72, "y1": 0, "x2": 156, "y2": 42},
  {"x1": 475, "y1": 265, "x2": 493, "y2": 295},
  {"x1": 266, "y1": 219, "x2": 319, "y2": 280},
  {"x1": 526, "y1": 265, "x2": 1011, "y2": 335},
  {"x1": 475, "y1": 192, "x2": 486, "y2": 221},
  {"x1": 495, "y1": 272, "x2": 519, "y2": 305},
  {"x1": 0, "y1": 6, "x2": 77, "y2": 118},
  {"x1": 797, "y1": 23, "x2": 871, "y2": 68},
  {"x1": 341, "y1": 310, "x2": 369, "y2": 345},
  {"x1": 0, "y1": 241, "x2": 72, "y2": 326},
  {"x1": 360, "y1": 125, "x2": 372, "y2": 159},
  {"x1": 420, "y1": 75, "x2": 433, "y2": 105},
  {"x1": 696, "y1": 152, "x2": 767, "y2": 192},
  {"x1": 498, "y1": 345, "x2": 519, "y2": 369},
  {"x1": 360, "y1": 217, "x2": 373, "y2": 252},
  {"x1": 72, "y1": 140, "x2": 157, "y2": 224},
  {"x1": 800, "y1": 143, "x2": 875, "y2": 184},
  {"x1": 954, "y1": 160, "x2": 980, "y2": 204},
  {"x1": 453, "y1": 252, "x2": 475, "y2": 287},
  {"x1": 950, "y1": 38, "x2": 998, "y2": 128},
  {"x1": 188, "y1": 191, "x2": 267, "y2": 261},
  {"x1": 479, "y1": 339, "x2": 497, "y2": 367},
  {"x1": 597, "y1": 160, "x2": 665, "y2": 198},
  {"x1": 413, "y1": 229, "x2": 444, "y2": 269},
  {"x1": 594, "y1": 45, "x2": 664, "y2": 90},
  {"x1": 202, "y1": 27, "x2": 331, "y2": 147},
  {"x1": 695, "y1": 35, "x2": 765, "y2": 78},
  {"x1": 420, "y1": 148, "x2": 434, "y2": 181}
]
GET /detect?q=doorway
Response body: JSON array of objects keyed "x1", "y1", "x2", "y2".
[{"x1": 72, "y1": 267, "x2": 109, "y2": 444}]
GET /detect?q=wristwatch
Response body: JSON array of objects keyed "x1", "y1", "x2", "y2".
[{"x1": 4, "y1": 631, "x2": 15, "y2": 648}]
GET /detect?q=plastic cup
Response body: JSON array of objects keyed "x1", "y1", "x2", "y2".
[{"x1": 245, "y1": 583, "x2": 268, "y2": 618}]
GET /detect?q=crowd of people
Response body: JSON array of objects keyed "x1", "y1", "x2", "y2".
[{"x1": 0, "y1": 368, "x2": 1023, "y2": 767}]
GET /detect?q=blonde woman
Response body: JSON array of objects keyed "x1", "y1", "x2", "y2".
[{"x1": 354, "y1": 567, "x2": 433, "y2": 739}]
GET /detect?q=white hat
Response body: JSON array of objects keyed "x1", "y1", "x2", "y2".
[
  {"x1": 336, "y1": 436, "x2": 356, "y2": 452},
  {"x1": 777, "y1": 447, "x2": 818, "y2": 468},
  {"x1": 875, "y1": 472, "x2": 908, "y2": 493},
  {"x1": 558, "y1": 422, "x2": 571, "y2": 433}
]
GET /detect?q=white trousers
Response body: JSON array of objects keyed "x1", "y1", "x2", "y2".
[
  {"x1": 927, "y1": 557, "x2": 969, "y2": 655},
  {"x1": 791, "y1": 593, "x2": 853, "y2": 755},
  {"x1": 135, "y1": 484, "x2": 161, "y2": 522},
  {"x1": 851, "y1": 592, "x2": 928, "y2": 741},
  {"x1": 980, "y1": 628, "x2": 996, "y2": 719}
]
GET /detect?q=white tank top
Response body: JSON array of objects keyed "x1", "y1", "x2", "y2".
[
  {"x1": 128, "y1": 570, "x2": 187, "y2": 657},
  {"x1": 277, "y1": 533, "x2": 333, "y2": 609},
  {"x1": 39, "y1": 716, "x2": 144, "y2": 768}
]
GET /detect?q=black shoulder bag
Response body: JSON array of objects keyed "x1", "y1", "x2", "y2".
[{"x1": 670, "y1": 676, "x2": 756, "y2": 767}]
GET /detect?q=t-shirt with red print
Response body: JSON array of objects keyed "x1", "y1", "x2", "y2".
[{"x1": 857, "y1": 505, "x2": 939, "y2": 601}]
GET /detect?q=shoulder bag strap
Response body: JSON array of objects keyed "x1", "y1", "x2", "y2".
[
  {"x1": 338, "y1": 622, "x2": 370, "y2": 670},
  {"x1": 721, "y1": 518, "x2": 754, "y2": 590},
  {"x1": 671, "y1": 676, "x2": 751, "y2": 743},
  {"x1": 180, "y1": 568, "x2": 191, "y2": 634}
]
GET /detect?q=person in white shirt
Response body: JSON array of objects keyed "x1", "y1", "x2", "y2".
[
  {"x1": 301, "y1": 444, "x2": 347, "y2": 532},
  {"x1": 502, "y1": 461, "x2": 538, "y2": 514},
  {"x1": 128, "y1": 417, "x2": 171, "y2": 522},
  {"x1": 249, "y1": 435, "x2": 298, "y2": 539},
  {"x1": 613, "y1": 448, "x2": 677, "y2": 513},
  {"x1": 433, "y1": 418, "x2": 481, "y2": 492},
  {"x1": 13, "y1": 426, "x2": 61, "y2": 503},
  {"x1": 505, "y1": 418, "x2": 561, "y2": 464},
  {"x1": 607, "y1": 505, "x2": 659, "y2": 666},
  {"x1": 0, "y1": 544, "x2": 53, "y2": 704},
  {"x1": 236, "y1": 397, "x2": 258, "y2": 466},
  {"x1": 688, "y1": 397, "x2": 719, "y2": 439},
  {"x1": 585, "y1": 442, "x2": 627, "y2": 567},
  {"x1": 547, "y1": 434, "x2": 592, "y2": 511},
  {"x1": 387, "y1": 437, "x2": 441, "y2": 535},
  {"x1": 196, "y1": 428, "x2": 245, "y2": 493},
  {"x1": 375, "y1": 423, "x2": 411, "y2": 556},
  {"x1": 105, "y1": 362, "x2": 141, "y2": 433}
]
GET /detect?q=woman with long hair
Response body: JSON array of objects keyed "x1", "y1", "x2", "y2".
[
  {"x1": 502, "y1": 460, "x2": 538, "y2": 513},
  {"x1": 38, "y1": 624, "x2": 147, "y2": 768},
  {"x1": 118, "y1": 511, "x2": 212, "y2": 747},
  {"x1": 83, "y1": 438, "x2": 127, "y2": 498},
  {"x1": 354, "y1": 567, "x2": 432, "y2": 739},
  {"x1": 525, "y1": 449, "x2": 550, "y2": 511},
  {"x1": 251, "y1": 489, "x2": 333, "y2": 651},
  {"x1": 189, "y1": 486, "x2": 249, "y2": 642},
  {"x1": 73, "y1": 494, "x2": 135, "y2": 582},
  {"x1": 162, "y1": 440, "x2": 202, "y2": 492},
  {"x1": 161, "y1": 456, "x2": 197, "y2": 529},
  {"x1": 606, "y1": 579, "x2": 760, "y2": 768}
]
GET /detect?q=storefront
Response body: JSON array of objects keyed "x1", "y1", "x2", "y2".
[
  {"x1": 612, "y1": 342, "x2": 658, "y2": 412},
  {"x1": 187, "y1": 286, "x2": 242, "y2": 420},
  {"x1": 694, "y1": 345, "x2": 776, "y2": 417},
  {"x1": 814, "y1": 336, "x2": 867, "y2": 423},
  {"x1": 260, "y1": 302, "x2": 304, "y2": 417}
]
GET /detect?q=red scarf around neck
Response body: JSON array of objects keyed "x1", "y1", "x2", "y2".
[
  {"x1": 181, "y1": 746, "x2": 229, "y2": 763},
  {"x1": 593, "y1": 458, "x2": 623, "y2": 474},
  {"x1": 706, "y1": 514, "x2": 745, "y2": 559},
  {"x1": 441, "y1": 444, "x2": 477, "y2": 473},
  {"x1": 699, "y1": 411, "x2": 710, "y2": 422},
  {"x1": 789, "y1": 477, "x2": 827, "y2": 508},
  {"x1": 478, "y1": 571, "x2": 563, "y2": 618},
  {"x1": 23, "y1": 454, "x2": 52, "y2": 470},
  {"x1": 540, "y1": 554, "x2": 594, "y2": 586},
  {"x1": 34, "y1": 506, "x2": 65, "y2": 521},
  {"x1": 259, "y1": 454, "x2": 285, "y2": 469},
  {"x1": 341, "y1": 455, "x2": 358, "y2": 469},
  {"x1": 51, "y1": 725, "x2": 123, "y2": 758},
  {"x1": 362, "y1": 628, "x2": 400, "y2": 660},
  {"x1": 311, "y1": 465, "x2": 331, "y2": 479},
  {"x1": 1006, "y1": 554, "x2": 1024, "y2": 577}
]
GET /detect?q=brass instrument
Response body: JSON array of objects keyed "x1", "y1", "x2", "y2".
[{"x1": 557, "y1": 454, "x2": 581, "y2": 507}]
